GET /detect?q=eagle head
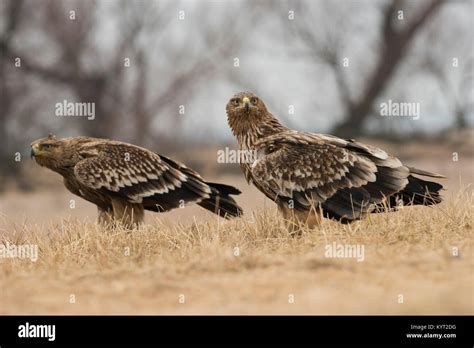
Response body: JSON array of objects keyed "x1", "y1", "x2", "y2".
[
  {"x1": 226, "y1": 91, "x2": 266, "y2": 117},
  {"x1": 30, "y1": 134, "x2": 71, "y2": 171},
  {"x1": 226, "y1": 92, "x2": 274, "y2": 137}
]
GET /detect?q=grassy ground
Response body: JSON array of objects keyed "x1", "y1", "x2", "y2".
[
  {"x1": 1, "y1": 140, "x2": 473, "y2": 314},
  {"x1": 0, "y1": 184, "x2": 472, "y2": 314}
]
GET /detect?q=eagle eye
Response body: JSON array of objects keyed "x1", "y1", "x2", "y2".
[
  {"x1": 41, "y1": 144, "x2": 53, "y2": 150},
  {"x1": 250, "y1": 97, "x2": 258, "y2": 105},
  {"x1": 231, "y1": 98, "x2": 240, "y2": 107}
]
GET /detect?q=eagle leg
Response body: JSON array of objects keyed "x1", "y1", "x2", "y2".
[
  {"x1": 278, "y1": 203, "x2": 321, "y2": 235},
  {"x1": 97, "y1": 206, "x2": 114, "y2": 226},
  {"x1": 110, "y1": 199, "x2": 144, "y2": 229}
]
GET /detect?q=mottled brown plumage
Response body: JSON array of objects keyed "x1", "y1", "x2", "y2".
[
  {"x1": 226, "y1": 92, "x2": 445, "y2": 228},
  {"x1": 31, "y1": 134, "x2": 243, "y2": 228}
]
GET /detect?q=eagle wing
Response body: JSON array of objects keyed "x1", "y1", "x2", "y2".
[
  {"x1": 250, "y1": 131, "x2": 410, "y2": 221},
  {"x1": 73, "y1": 142, "x2": 212, "y2": 212}
]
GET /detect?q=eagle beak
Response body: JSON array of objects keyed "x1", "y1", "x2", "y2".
[
  {"x1": 242, "y1": 97, "x2": 250, "y2": 113},
  {"x1": 30, "y1": 144, "x2": 39, "y2": 158}
]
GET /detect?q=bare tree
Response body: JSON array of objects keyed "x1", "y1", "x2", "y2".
[
  {"x1": 2, "y1": 0, "x2": 260, "y2": 149},
  {"x1": 291, "y1": 0, "x2": 446, "y2": 137},
  {"x1": 0, "y1": 0, "x2": 26, "y2": 185}
]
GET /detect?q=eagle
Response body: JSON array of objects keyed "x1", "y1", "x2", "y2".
[
  {"x1": 226, "y1": 92, "x2": 445, "y2": 229},
  {"x1": 30, "y1": 134, "x2": 243, "y2": 228}
]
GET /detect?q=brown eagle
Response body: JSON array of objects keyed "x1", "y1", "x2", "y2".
[
  {"x1": 226, "y1": 92, "x2": 445, "y2": 228},
  {"x1": 31, "y1": 134, "x2": 243, "y2": 228}
]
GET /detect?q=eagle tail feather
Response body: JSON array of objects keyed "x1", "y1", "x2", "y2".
[
  {"x1": 197, "y1": 182, "x2": 243, "y2": 219},
  {"x1": 407, "y1": 166, "x2": 447, "y2": 179},
  {"x1": 380, "y1": 175, "x2": 443, "y2": 209}
]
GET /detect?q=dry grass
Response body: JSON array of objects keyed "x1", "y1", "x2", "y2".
[{"x1": 0, "y1": 186, "x2": 472, "y2": 315}]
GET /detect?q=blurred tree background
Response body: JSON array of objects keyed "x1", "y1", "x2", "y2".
[{"x1": 0, "y1": 0, "x2": 472, "y2": 190}]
